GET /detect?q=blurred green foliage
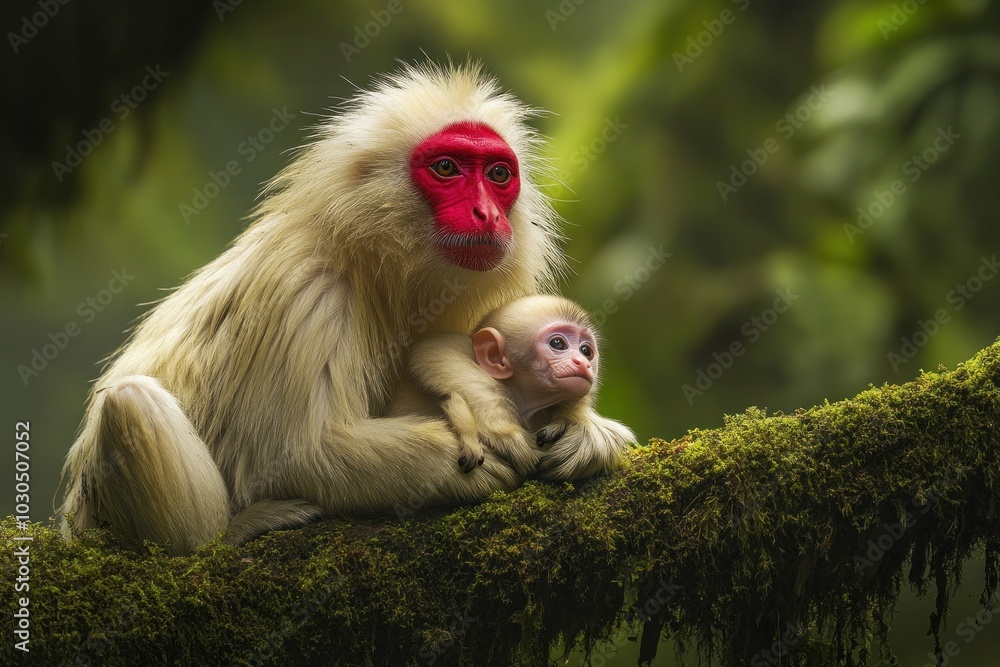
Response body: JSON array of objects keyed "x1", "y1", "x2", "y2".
[{"x1": 2, "y1": 0, "x2": 999, "y2": 663}]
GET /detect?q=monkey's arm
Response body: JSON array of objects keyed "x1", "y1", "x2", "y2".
[
  {"x1": 534, "y1": 396, "x2": 635, "y2": 481},
  {"x1": 389, "y1": 378, "x2": 484, "y2": 473},
  {"x1": 406, "y1": 333, "x2": 538, "y2": 477},
  {"x1": 312, "y1": 414, "x2": 523, "y2": 517}
]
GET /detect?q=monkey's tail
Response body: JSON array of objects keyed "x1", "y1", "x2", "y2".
[
  {"x1": 61, "y1": 375, "x2": 230, "y2": 555},
  {"x1": 223, "y1": 499, "x2": 325, "y2": 547}
]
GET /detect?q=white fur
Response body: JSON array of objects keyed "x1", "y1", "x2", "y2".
[{"x1": 61, "y1": 62, "x2": 563, "y2": 554}]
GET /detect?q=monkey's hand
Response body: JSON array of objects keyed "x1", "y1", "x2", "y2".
[
  {"x1": 535, "y1": 413, "x2": 634, "y2": 481},
  {"x1": 441, "y1": 392, "x2": 538, "y2": 476},
  {"x1": 472, "y1": 405, "x2": 539, "y2": 479},
  {"x1": 444, "y1": 391, "x2": 538, "y2": 478},
  {"x1": 441, "y1": 394, "x2": 486, "y2": 472}
]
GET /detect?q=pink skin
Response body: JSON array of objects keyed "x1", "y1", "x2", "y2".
[
  {"x1": 524, "y1": 322, "x2": 596, "y2": 402},
  {"x1": 409, "y1": 121, "x2": 520, "y2": 271},
  {"x1": 474, "y1": 321, "x2": 597, "y2": 423}
]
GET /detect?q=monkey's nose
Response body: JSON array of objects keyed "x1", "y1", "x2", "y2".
[{"x1": 473, "y1": 206, "x2": 500, "y2": 224}]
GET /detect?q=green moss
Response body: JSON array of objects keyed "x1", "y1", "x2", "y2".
[{"x1": 5, "y1": 340, "x2": 1000, "y2": 666}]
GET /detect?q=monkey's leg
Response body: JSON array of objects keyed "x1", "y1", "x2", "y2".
[
  {"x1": 301, "y1": 415, "x2": 522, "y2": 518},
  {"x1": 61, "y1": 375, "x2": 229, "y2": 555},
  {"x1": 535, "y1": 405, "x2": 636, "y2": 481}
]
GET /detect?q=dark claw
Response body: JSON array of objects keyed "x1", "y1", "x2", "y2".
[
  {"x1": 459, "y1": 451, "x2": 486, "y2": 473},
  {"x1": 536, "y1": 423, "x2": 567, "y2": 447}
]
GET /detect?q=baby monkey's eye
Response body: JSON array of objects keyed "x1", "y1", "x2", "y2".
[
  {"x1": 548, "y1": 336, "x2": 567, "y2": 351},
  {"x1": 580, "y1": 343, "x2": 594, "y2": 359}
]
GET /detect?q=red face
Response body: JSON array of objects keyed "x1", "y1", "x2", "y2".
[
  {"x1": 409, "y1": 122, "x2": 520, "y2": 271},
  {"x1": 533, "y1": 322, "x2": 597, "y2": 399}
]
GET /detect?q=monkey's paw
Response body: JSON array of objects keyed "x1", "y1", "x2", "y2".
[
  {"x1": 535, "y1": 415, "x2": 635, "y2": 481},
  {"x1": 477, "y1": 418, "x2": 539, "y2": 479},
  {"x1": 535, "y1": 418, "x2": 570, "y2": 447},
  {"x1": 457, "y1": 432, "x2": 485, "y2": 473},
  {"x1": 475, "y1": 451, "x2": 522, "y2": 491}
]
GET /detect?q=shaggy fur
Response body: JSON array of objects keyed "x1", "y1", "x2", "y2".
[{"x1": 60, "y1": 62, "x2": 619, "y2": 555}]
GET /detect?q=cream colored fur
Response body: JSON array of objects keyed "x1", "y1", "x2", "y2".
[
  {"x1": 60, "y1": 62, "x2": 565, "y2": 555},
  {"x1": 394, "y1": 295, "x2": 635, "y2": 483}
]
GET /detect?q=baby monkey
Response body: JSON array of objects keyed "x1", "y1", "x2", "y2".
[{"x1": 392, "y1": 295, "x2": 632, "y2": 482}]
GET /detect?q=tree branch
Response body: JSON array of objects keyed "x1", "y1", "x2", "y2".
[{"x1": 4, "y1": 339, "x2": 1000, "y2": 666}]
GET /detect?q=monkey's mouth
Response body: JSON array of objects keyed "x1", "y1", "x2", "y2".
[
  {"x1": 435, "y1": 233, "x2": 511, "y2": 271},
  {"x1": 553, "y1": 373, "x2": 593, "y2": 396}
]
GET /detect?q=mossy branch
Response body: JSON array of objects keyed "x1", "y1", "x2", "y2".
[{"x1": 5, "y1": 340, "x2": 1000, "y2": 666}]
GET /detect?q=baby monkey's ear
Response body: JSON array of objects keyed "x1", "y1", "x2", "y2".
[{"x1": 472, "y1": 327, "x2": 514, "y2": 380}]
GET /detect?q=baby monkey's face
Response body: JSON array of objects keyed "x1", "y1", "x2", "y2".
[{"x1": 528, "y1": 321, "x2": 598, "y2": 399}]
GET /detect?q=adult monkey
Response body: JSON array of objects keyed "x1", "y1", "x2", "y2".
[{"x1": 61, "y1": 62, "x2": 631, "y2": 555}]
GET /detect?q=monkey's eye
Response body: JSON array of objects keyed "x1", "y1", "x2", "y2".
[
  {"x1": 487, "y1": 164, "x2": 511, "y2": 184},
  {"x1": 580, "y1": 343, "x2": 594, "y2": 359},
  {"x1": 431, "y1": 159, "x2": 458, "y2": 177},
  {"x1": 548, "y1": 336, "x2": 568, "y2": 351}
]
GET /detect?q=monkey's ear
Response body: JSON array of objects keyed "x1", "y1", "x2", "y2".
[{"x1": 472, "y1": 327, "x2": 514, "y2": 380}]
